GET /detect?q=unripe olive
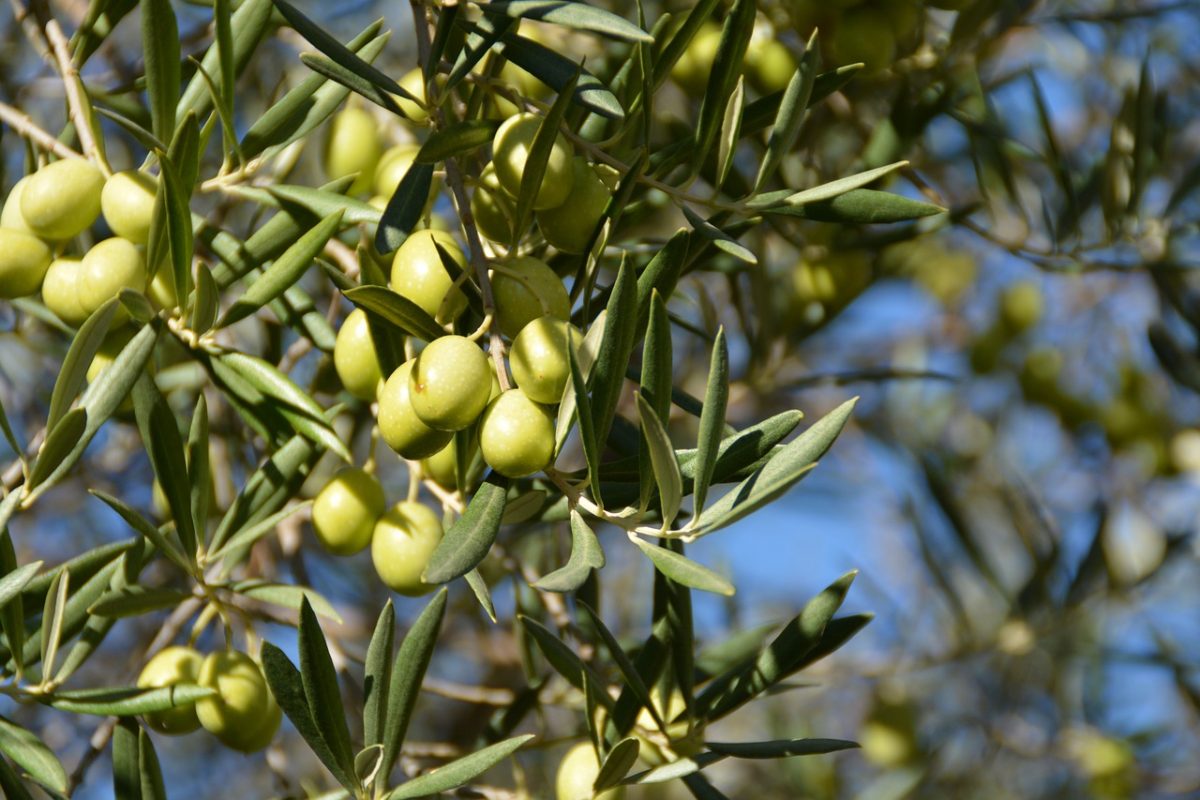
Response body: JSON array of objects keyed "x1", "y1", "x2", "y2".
[
  {"x1": 556, "y1": 742, "x2": 625, "y2": 800},
  {"x1": 491, "y1": 113, "x2": 575, "y2": 210},
  {"x1": 491, "y1": 256, "x2": 570, "y2": 339},
  {"x1": 884, "y1": 0, "x2": 923, "y2": 41},
  {"x1": 42, "y1": 257, "x2": 88, "y2": 326},
  {"x1": 334, "y1": 308, "x2": 385, "y2": 401},
  {"x1": 396, "y1": 68, "x2": 430, "y2": 123},
  {"x1": 146, "y1": 258, "x2": 178, "y2": 311},
  {"x1": 137, "y1": 646, "x2": 204, "y2": 735},
  {"x1": 196, "y1": 650, "x2": 279, "y2": 752},
  {"x1": 829, "y1": 10, "x2": 897, "y2": 74},
  {"x1": 409, "y1": 336, "x2": 493, "y2": 432},
  {"x1": 421, "y1": 438, "x2": 463, "y2": 489},
  {"x1": 325, "y1": 107, "x2": 383, "y2": 196},
  {"x1": 471, "y1": 163, "x2": 518, "y2": 245},
  {"x1": 510, "y1": 316, "x2": 579, "y2": 405},
  {"x1": 479, "y1": 389, "x2": 555, "y2": 478},
  {"x1": 101, "y1": 171, "x2": 157, "y2": 244},
  {"x1": 20, "y1": 158, "x2": 104, "y2": 239},
  {"x1": 536, "y1": 159, "x2": 612, "y2": 254},
  {"x1": 390, "y1": 230, "x2": 468, "y2": 324},
  {"x1": 371, "y1": 500, "x2": 443, "y2": 596},
  {"x1": 1, "y1": 176, "x2": 34, "y2": 232},
  {"x1": 670, "y1": 23, "x2": 722, "y2": 95},
  {"x1": 78, "y1": 238, "x2": 146, "y2": 318},
  {"x1": 374, "y1": 144, "x2": 419, "y2": 198},
  {"x1": 999, "y1": 280, "x2": 1043, "y2": 334},
  {"x1": 745, "y1": 37, "x2": 796, "y2": 95},
  {"x1": 312, "y1": 467, "x2": 386, "y2": 555},
  {"x1": 378, "y1": 361, "x2": 453, "y2": 459},
  {"x1": 0, "y1": 228, "x2": 52, "y2": 299}
]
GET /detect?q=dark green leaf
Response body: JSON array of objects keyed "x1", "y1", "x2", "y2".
[
  {"x1": 190, "y1": 262, "x2": 218, "y2": 335},
  {"x1": 112, "y1": 719, "x2": 140, "y2": 800},
  {"x1": 760, "y1": 161, "x2": 909, "y2": 210},
  {"x1": 299, "y1": 52, "x2": 405, "y2": 117},
  {"x1": 519, "y1": 616, "x2": 611, "y2": 699},
  {"x1": 631, "y1": 538, "x2": 733, "y2": 596},
  {"x1": 577, "y1": 601, "x2": 663, "y2": 733},
  {"x1": 132, "y1": 375, "x2": 197, "y2": 556},
  {"x1": 27, "y1": 409, "x2": 86, "y2": 492},
  {"x1": 639, "y1": 291, "x2": 672, "y2": 512},
  {"x1": 0, "y1": 563, "x2": 41, "y2": 612},
  {"x1": 375, "y1": 162, "x2": 436, "y2": 254},
  {"x1": 387, "y1": 734, "x2": 534, "y2": 800},
  {"x1": 362, "y1": 600, "x2": 394, "y2": 751},
  {"x1": 0, "y1": 717, "x2": 66, "y2": 793},
  {"x1": 416, "y1": 120, "x2": 500, "y2": 164},
  {"x1": 690, "y1": 328, "x2": 728, "y2": 520},
  {"x1": 567, "y1": 339, "x2": 600, "y2": 503},
  {"x1": 235, "y1": 581, "x2": 341, "y2": 623},
  {"x1": 187, "y1": 396, "x2": 210, "y2": 542},
  {"x1": 88, "y1": 586, "x2": 191, "y2": 618},
  {"x1": 465, "y1": 568, "x2": 497, "y2": 623},
  {"x1": 692, "y1": 0, "x2": 754, "y2": 173},
  {"x1": 595, "y1": 737, "x2": 641, "y2": 791},
  {"x1": 0, "y1": 754, "x2": 34, "y2": 800},
  {"x1": 47, "y1": 684, "x2": 214, "y2": 716},
  {"x1": 298, "y1": 599, "x2": 357, "y2": 791},
  {"x1": 768, "y1": 188, "x2": 944, "y2": 223},
  {"x1": 423, "y1": 475, "x2": 509, "y2": 584},
  {"x1": 485, "y1": 2, "x2": 652, "y2": 42},
  {"x1": 635, "y1": 231, "x2": 689, "y2": 334},
  {"x1": 47, "y1": 298, "x2": 117, "y2": 432},
  {"x1": 589, "y1": 261, "x2": 638, "y2": 448},
  {"x1": 344, "y1": 285, "x2": 444, "y2": 343},
  {"x1": 89, "y1": 490, "x2": 192, "y2": 574},
  {"x1": 210, "y1": 503, "x2": 311, "y2": 565},
  {"x1": 499, "y1": 31, "x2": 624, "y2": 120},
  {"x1": 229, "y1": 184, "x2": 380, "y2": 227},
  {"x1": 754, "y1": 35, "x2": 818, "y2": 192},
  {"x1": 381, "y1": 589, "x2": 447, "y2": 783},
  {"x1": 177, "y1": 0, "x2": 273, "y2": 122},
  {"x1": 534, "y1": 509, "x2": 605, "y2": 592},
  {"x1": 705, "y1": 738, "x2": 858, "y2": 759},
  {"x1": 141, "y1": 0, "x2": 180, "y2": 141},
  {"x1": 636, "y1": 394, "x2": 682, "y2": 527}
]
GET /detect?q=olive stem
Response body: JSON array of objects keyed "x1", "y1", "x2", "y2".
[
  {"x1": 42, "y1": 17, "x2": 111, "y2": 176},
  {"x1": 0, "y1": 101, "x2": 84, "y2": 161}
]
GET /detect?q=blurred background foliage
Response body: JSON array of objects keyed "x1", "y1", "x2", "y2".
[{"x1": 2, "y1": 0, "x2": 1200, "y2": 798}]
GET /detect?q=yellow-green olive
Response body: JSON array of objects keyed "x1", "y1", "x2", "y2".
[
  {"x1": 0, "y1": 228, "x2": 52, "y2": 299},
  {"x1": 378, "y1": 361, "x2": 453, "y2": 459},
  {"x1": 828, "y1": 10, "x2": 897, "y2": 74},
  {"x1": 421, "y1": 437, "x2": 465, "y2": 489},
  {"x1": 137, "y1": 646, "x2": 204, "y2": 735},
  {"x1": 146, "y1": 258, "x2": 178, "y2": 311},
  {"x1": 491, "y1": 113, "x2": 575, "y2": 210},
  {"x1": 999, "y1": 280, "x2": 1043, "y2": 334},
  {"x1": 479, "y1": 389, "x2": 555, "y2": 478},
  {"x1": 101, "y1": 170, "x2": 157, "y2": 244},
  {"x1": 745, "y1": 37, "x2": 797, "y2": 94},
  {"x1": 20, "y1": 158, "x2": 104, "y2": 239},
  {"x1": 312, "y1": 466, "x2": 386, "y2": 555},
  {"x1": 670, "y1": 23, "x2": 722, "y2": 95},
  {"x1": 195, "y1": 650, "x2": 279, "y2": 752},
  {"x1": 42, "y1": 257, "x2": 88, "y2": 326},
  {"x1": 1, "y1": 176, "x2": 34, "y2": 232},
  {"x1": 471, "y1": 163, "x2": 518, "y2": 245},
  {"x1": 390, "y1": 230, "x2": 468, "y2": 324},
  {"x1": 371, "y1": 500, "x2": 443, "y2": 596},
  {"x1": 78, "y1": 237, "x2": 146, "y2": 318},
  {"x1": 408, "y1": 336, "x2": 493, "y2": 432},
  {"x1": 396, "y1": 68, "x2": 430, "y2": 123},
  {"x1": 536, "y1": 159, "x2": 613, "y2": 254},
  {"x1": 491, "y1": 255, "x2": 570, "y2": 339},
  {"x1": 556, "y1": 742, "x2": 625, "y2": 800},
  {"x1": 509, "y1": 316, "x2": 579, "y2": 405},
  {"x1": 324, "y1": 107, "x2": 383, "y2": 196},
  {"x1": 334, "y1": 308, "x2": 385, "y2": 402}
]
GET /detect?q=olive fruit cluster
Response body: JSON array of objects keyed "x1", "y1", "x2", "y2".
[
  {"x1": 310, "y1": 466, "x2": 444, "y2": 597},
  {"x1": 789, "y1": 249, "x2": 874, "y2": 330},
  {"x1": 671, "y1": 19, "x2": 798, "y2": 96},
  {"x1": 136, "y1": 646, "x2": 281, "y2": 753},
  {"x1": 472, "y1": 113, "x2": 617, "y2": 256},
  {"x1": 787, "y1": 0, "x2": 926, "y2": 73},
  {"x1": 0, "y1": 157, "x2": 170, "y2": 322}
]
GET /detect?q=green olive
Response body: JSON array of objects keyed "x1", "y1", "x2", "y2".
[
  {"x1": 491, "y1": 255, "x2": 571, "y2": 339},
  {"x1": 828, "y1": 10, "x2": 897, "y2": 74},
  {"x1": 137, "y1": 646, "x2": 204, "y2": 735},
  {"x1": 20, "y1": 158, "x2": 104, "y2": 240},
  {"x1": 746, "y1": 37, "x2": 797, "y2": 94},
  {"x1": 390, "y1": 230, "x2": 468, "y2": 324},
  {"x1": 408, "y1": 336, "x2": 493, "y2": 432},
  {"x1": 1, "y1": 176, "x2": 34, "y2": 233},
  {"x1": 324, "y1": 107, "x2": 383, "y2": 196},
  {"x1": 421, "y1": 437, "x2": 464, "y2": 489},
  {"x1": 42, "y1": 257, "x2": 88, "y2": 326},
  {"x1": 146, "y1": 257, "x2": 178, "y2": 311},
  {"x1": 491, "y1": 113, "x2": 575, "y2": 210},
  {"x1": 312, "y1": 467, "x2": 386, "y2": 555},
  {"x1": 396, "y1": 68, "x2": 430, "y2": 124},
  {"x1": 509, "y1": 316, "x2": 579, "y2": 405},
  {"x1": 196, "y1": 650, "x2": 278, "y2": 752},
  {"x1": 334, "y1": 308, "x2": 385, "y2": 402},
  {"x1": 371, "y1": 500, "x2": 443, "y2": 596},
  {"x1": 670, "y1": 23, "x2": 722, "y2": 95},
  {"x1": 225, "y1": 692, "x2": 282, "y2": 753},
  {"x1": 999, "y1": 280, "x2": 1043, "y2": 334},
  {"x1": 78, "y1": 237, "x2": 147, "y2": 318},
  {"x1": 555, "y1": 742, "x2": 625, "y2": 800},
  {"x1": 471, "y1": 163, "x2": 518, "y2": 245},
  {"x1": 378, "y1": 361, "x2": 453, "y2": 459},
  {"x1": 101, "y1": 170, "x2": 157, "y2": 244},
  {"x1": 479, "y1": 389, "x2": 555, "y2": 478},
  {"x1": 536, "y1": 159, "x2": 612, "y2": 254},
  {"x1": 374, "y1": 144, "x2": 420, "y2": 198},
  {"x1": 0, "y1": 228, "x2": 53, "y2": 299}
]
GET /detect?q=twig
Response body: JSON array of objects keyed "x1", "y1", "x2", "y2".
[
  {"x1": 0, "y1": 101, "x2": 83, "y2": 161},
  {"x1": 41, "y1": 16, "x2": 110, "y2": 175}
]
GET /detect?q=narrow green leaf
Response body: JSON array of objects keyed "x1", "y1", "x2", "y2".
[
  {"x1": 485, "y1": 2, "x2": 652, "y2": 42},
  {"x1": 705, "y1": 738, "x2": 858, "y2": 759},
  {"x1": 632, "y1": 538, "x2": 733, "y2": 596},
  {"x1": 589, "y1": 261, "x2": 638, "y2": 448},
  {"x1": 555, "y1": 310, "x2": 604, "y2": 453},
  {"x1": 262, "y1": 642, "x2": 355, "y2": 790},
  {"x1": 415, "y1": 120, "x2": 500, "y2": 164},
  {"x1": 465, "y1": 568, "x2": 497, "y2": 623},
  {"x1": 89, "y1": 490, "x2": 192, "y2": 574},
  {"x1": 650, "y1": 0, "x2": 721, "y2": 90},
  {"x1": 41, "y1": 568, "x2": 69, "y2": 680},
  {"x1": 298, "y1": 52, "x2": 405, "y2": 117},
  {"x1": 354, "y1": 744, "x2": 384, "y2": 789},
  {"x1": 94, "y1": 105, "x2": 166, "y2": 152},
  {"x1": 387, "y1": 734, "x2": 534, "y2": 800},
  {"x1": 692, "y1": 0, "x2": 754, "y2": 172},
  {"x1": 716, "y1": 76, "x2": 745, "y2": 191},
  {"x1": 208, "y1": 434, "x2": 316, "y2": 554},
  {"x1": 422, "y1": 475, "x2": 509, "y2": 584},
  {"x1": 595, "y1": 737, "x2": 641, "y2": 791},
  {"x1": 520, "y1": 616, "x2": 612, "y2": 698},
  {"x1": 0, "y1": 531, "x2": 24, "y2": 678},
  {"x1": 177, "y1": 0, "x2": 273, "y2": 122},
  {"x1": 577, "y1": 601, "x2": 663, "y2": 733},
  {"x1": 636, "y1": 394, "x2": 682, "y2": 527},
  {"x1": 681, "y1": 206, "x2": 756, "y2": 264},
  {"x1": 27, "y1": 409, "x2": 87, "y2": 492},
  {"x1": 0, "y1": 717, "x2": 66, "y2": 793},
  {"x1": 137, "y1": 728, "x2": 166, "y2": 800},
  {"x1": 214, "y1": 0, "x2": 235, "y2": 111},
  {"x1": 112, "y1": 719, "x2": 140, "y2": 800},
  {"x1": 187, "y1": 396, "x2": 210, "y2": 543},
  {"x1": 47, "y1": 298, "x2": 117, "y2": 432},
  {"x1": 381, "y1": 589, "x2": 447, "y2": 783},
  {"x1": 363, "y1": 600, "x2": 395, "y2": 751},
  {"x1": 768, "y1": 188, "x2": 944, "y2": 223},
  {"x1": 0, "y1": 563, "x2": 41, "y2": 611},
  {"x1": 568, "y1": 340, "x2": 600, "y2": 503},
  {"x1": 635, "y1": 231, "x2": 689, "y2": 334},
  {"x1": 235, "y1": 581, "x2": 342, "y2": 624},
  {"x1": 694, "y1": 398, "x2": 856, "y2": 536},
  {"x1": 690, "y1": 328, "x2": 728, "y2": 520},
  {"x1": 228, "y1": 184, "x2": 380, "y2": 227},
  {"x1": 534, "y1": 509, "x2": 604, "y2": 592},
  {"x1": 47, "y1": 684, "x2": 214, "y2": 716},
  {"x1": 514, "y1": 70, "x2": 580, "y2": 241},
  {"x1": 210, "y1": 502, "x2": 311, "y2": 564},
  {"x1": 88, "y1": 586, "x2": 191, "y2": 618},
  {"x1": 0, "y1": 754, "x2": 34, "y2": 800},
  {"x1": 298, "y1": 599, "x2": 357, "y2": 790},
  {"x1": 0, "y1": 392, "x2": 21, "y2": 460},
  {"x1": 754, "y1": 36, "x2": 817, "y2": 192},
  {"x1": 375, "y1": 162, "x2": 435, "y2": 254},
  {"x1": 344, "y1": 285, "x2": 444, "y2": 343},
  {"x1": 498, "y1": 31, "x2": 624, "y2": 120},
  {"x1": 220, "y1": 210, "x2": 344, "y2": 327},
  {"x1": 141, "y1": 0, "x2": 180, "y2": 142},
  {"x1": 132, "y1": 375, "x2": 197, "y2": 556},
  {"x1": 190, "y1": 262, "x2": 218, "y2": 335},
  {"x1": 639, "y1": 292, "x2": 672, "y2": 512},
  {"x1": 157, "y1": 151, "x2": 193, "y2": 308},
  {"x1": 764, "y1": 161, "x2": 910, "y2": 210}
]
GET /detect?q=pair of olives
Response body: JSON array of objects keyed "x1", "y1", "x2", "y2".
[
  {"x1": 311, "y1": 467, "x2": 444, "y2": 597},
  {"x1": 136, "y1": 646, "x2": 281, "y2": 753}
]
